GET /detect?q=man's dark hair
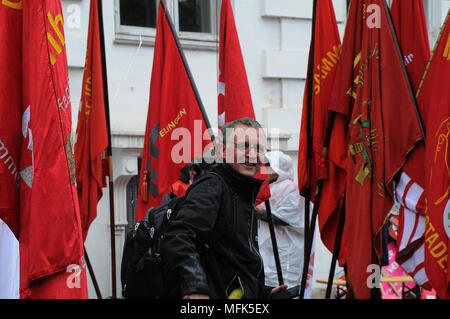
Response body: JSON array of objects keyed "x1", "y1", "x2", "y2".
[{"x1": 220, "y1": 117, "x2": 264, "y2": 145}]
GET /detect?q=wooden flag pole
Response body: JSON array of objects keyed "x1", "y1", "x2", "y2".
[{"x1": 97, "y1": 0, "x2": 117, "y2": 299}]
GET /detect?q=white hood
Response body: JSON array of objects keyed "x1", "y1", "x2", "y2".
[{"x1": 265, "y1": 150, "x2": 294, "y2": 183}]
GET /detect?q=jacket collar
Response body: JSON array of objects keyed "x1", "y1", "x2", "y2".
[{"x1": 212, "y1": 163, "x2": 264, "y2": 200}]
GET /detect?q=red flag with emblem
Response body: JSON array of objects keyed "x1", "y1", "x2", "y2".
[
  {"x1": 19, "y1": 0, "x2": 87, "y2": 298},
  {"x1": 297, "y1": 0, "x2": 347, "y2": 265},
  {"x1": 218, "y1": 0, "x2": 270, "y2": 205},
  {"x1": 0, "y1": 0, "x2": 22, "y2": 299},
  {"x1": 328, "y1": 0, "x2": 423, "y2": 298},
  {"x1": 136, "y1": 2, "x2": 213, "y2": 222},
  {"x1": 75, "y1": 0, "x2": 109, "y2": 241},
  {"x1": 421, "y1": 12, "x2": 450, "y2": 299},
  {"x1": 390, "y1": 0, "x2": 431, "y2": 288}
]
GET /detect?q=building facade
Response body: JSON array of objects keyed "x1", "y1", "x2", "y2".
[{"x1": 62, "y1": 0, "x2": 449, "y2": 298}]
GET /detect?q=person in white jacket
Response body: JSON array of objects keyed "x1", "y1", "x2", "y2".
[{"x1": 256, "y1": 150, "x2": 305, "y2": 288}]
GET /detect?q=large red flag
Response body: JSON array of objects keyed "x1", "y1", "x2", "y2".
[
  {"x1": 391, "y1": 0, "x2": 431, "y2": 93},
  {"x1": 19, "y1": 0, "x2": 87, "y2": 298},
  {"x1": 75, "y1": 0, "x2": 109, "y2": 241},
  {"x1": 328, "y1": 0, "x2": 423, "y2": 298},
  {"x1": 421, "y1": 12, "x2": 450, "y2": 299},
  {"x1": 218, "y1": 0, "x2": 270, "y2": 205},
  {"x1": 390, "y1": 0, "x2": 431, "y2": 288},
  {"x1": 297, "y1": 0, "x2": 347, "y2": 265},
  {"x1": 136, "y1": 2, "x2": 213, "y2": 221},
  {"x1": 218, "y1": 0, "x2": 255, "y2": 127},
  {"x1": 0, "y1": 0, "x2": 22, "y2": 298}
]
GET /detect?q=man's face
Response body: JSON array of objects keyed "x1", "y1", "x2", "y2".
[{"x1": 219, "y1": 124, "x2": 267, "y2": 177}]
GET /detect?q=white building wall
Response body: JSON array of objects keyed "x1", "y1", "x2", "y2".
[{"x1": 62, "y1": 0, "x2": 447, "y2": 299}]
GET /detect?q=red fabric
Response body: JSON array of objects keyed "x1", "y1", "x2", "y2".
[
  {"x1": 0, "y1": 2, "x2": 22, "y2": 238},
  {"x1": 390, "y1": 0, "x2": 431, "y2": 287},
  {"x1": 136, "y1": 3, "x2": 213, "y2": 221},
  {"x1": 328, "y1": 0, "x2": 423, "y2": 298},
  {"x1": 75, "y1": 0, "x2": 108, "y2": 241},
  {"x1": 298, "y1": 0, "x2": 342, "y2": 199},
  {"x1": 19, "y1": 0, "x2": 87, "y2": 298},
  {"x1": 171, "y1": 180, "x2": 190, "y2": 197},
  {"x1": 296, "y1": 0, "x2": 347, "y2": 265},
  {"x1": 218, "y1": 0, "x2": 255, "y2": 126},
  {"x1": 421, "y1": 17, "x2": 450, "y2": 299},
  {"x1": 218, "y1": 0, "x2": 271, "y2": 204},
  {"x1": 390, "y1": 0, "x2": 431, "y2": 93},
  {"x1": 28, "y1": 266, "x2": 88, "y2": 299}
]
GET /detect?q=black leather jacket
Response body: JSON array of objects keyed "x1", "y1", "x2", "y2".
[{"x1": 160, "y1": 163, "x2": 270, "y2": 299}]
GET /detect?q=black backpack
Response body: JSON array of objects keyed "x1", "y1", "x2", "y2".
[{"x1": 120, "y1": 195, "x2": 186, "y2": 299}]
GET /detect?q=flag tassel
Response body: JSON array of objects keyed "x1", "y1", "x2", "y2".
[{"x1": 142, "y1": 170, "x2": 148, "y2": 203}]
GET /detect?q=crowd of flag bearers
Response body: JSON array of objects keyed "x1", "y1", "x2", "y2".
[{"x1": 0, "y1": 0, "x2": 448, "y2": 299}]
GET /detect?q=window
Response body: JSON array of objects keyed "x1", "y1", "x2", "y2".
[
  {"x1": 178, "y1": 0, "x2": 212, "y2": 33},
  {"x1": 126, "y1": 175, "x2": 139, "y2": 231},
  {"x1": 115, "y1": 0, "x2": 220, "y2": 49},
  {"x1": 126, "y1": 157, "x2": 142, "y2": 230},
  {"x1": 120, "y1": 0, "x2": 157, "y2": 28}
]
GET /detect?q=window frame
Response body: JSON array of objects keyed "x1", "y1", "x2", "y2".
[{"x1": 114, "y1": 0, "x2": 219, "y2": 50}]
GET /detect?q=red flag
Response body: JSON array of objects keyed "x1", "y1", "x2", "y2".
[
  {"x1": 218, "y1": 0, "x2": 270, "y2": 205},
  {"x1": 329, "y1": 0, "x2": 423, "y2": 298},
  {"x1": 297, "y1": 0, "x2": 347, "y2": 265},
  {"x1": 0, "y1": 0, "x2": 22, "y2": 237},
  {"x1": 218, "y1": 0, "x2": 255, "y2": 127},
  {"x1": 75, "y1": 0, "x2": 109, "y2": 241},
  {"x1": 421, "y1": 13, "x2": 450, "y2": 299},
  {"x1": 391, "y1": 0, "x2": 431, "y2": 93},
  {"x1": 135, "y1": 2, "x2": 213, "y2": 221},
  {"x1": 390, "y1": 0, "x2": 431, "y2": 288},
  {"x1": 0, "y1": 0, "x2": 22, "y2": 298},
  {"x1": 19, "y1": 0, "x2": 87, "y2": 298}
]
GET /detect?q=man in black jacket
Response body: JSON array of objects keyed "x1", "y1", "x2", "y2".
[{"x1": 160, "y1": 117, "x2": 287, "y2": 299}]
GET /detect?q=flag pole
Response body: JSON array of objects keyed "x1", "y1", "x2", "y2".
[
  {"x1": 84, "y1": 246, "x2": 103, "y2": 299},
  {"x1": 265, "y1": 200, "x2": 284, "y2": 286},
  {"x1": 97, "y1": 0, "x2": 117, "y2": 299},
  {"x1": 325, "y1": 200, "x2": 345, "y2": 299},
  {"x1": 304, "y1": 0, "x2": 318, "y2": 253},
  {"x1": 160, "y1": 0, "x2": 217, "y2": 149},
  {"x1": 299, "y1": 0, "x2": 317, "y2": 299},
  {"x1": 382, "y1": 0, "x2": 425, "y2": 138},
  {"x1": 299, "y1": 110, "x2": 336, "y2": 298}
]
